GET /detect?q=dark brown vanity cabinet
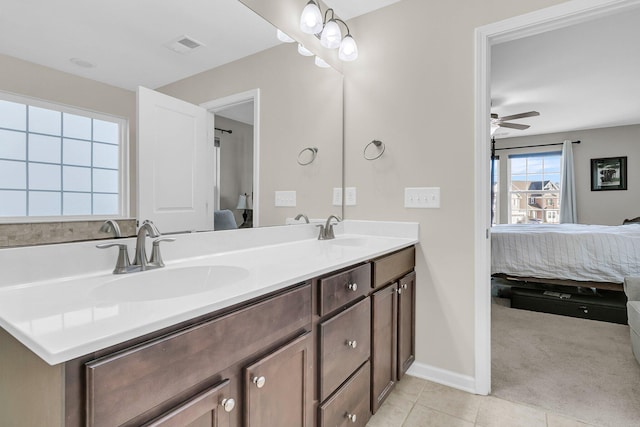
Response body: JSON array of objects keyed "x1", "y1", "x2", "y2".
[
  {"x1": 82, "y1": 283, "x2": 312, "y2": 427},
  {"x1": 244, "y1": 332, "x2": 313, "y2": 427},
  {"x1": 371, "y1": 247, "x2": 416, "y2": 413}
]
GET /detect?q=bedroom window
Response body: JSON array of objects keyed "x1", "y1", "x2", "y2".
[
  {"x1": 508, "y1": 152, "x2": 561, "y2": 224},
  {"x1": 0, "y1": 93, "x2": 128, "y2": 219}
]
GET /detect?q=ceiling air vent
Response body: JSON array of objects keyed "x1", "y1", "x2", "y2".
[{"x1": 164, "y1": 35, "x2": 205, "y2": 54}]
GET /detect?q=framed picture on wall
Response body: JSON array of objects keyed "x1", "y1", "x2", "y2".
[{"x1": 590, "y1": 156, "x2": 627, "y2": 191}]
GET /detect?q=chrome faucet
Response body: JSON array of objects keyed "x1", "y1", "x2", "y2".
[
  {"x1": 99, "y1": 219, "x2": 122, "y2": 238},
  {"x1": 97, "y1": 220, "x2": 174, "y2": 274},
  {"x1": 133, "y1": 220, "x2": 161, "y2": 270},
  {"x1": 294, "y1": 213, "x2": 310, "y2": 223},
  {"x1": 317, "y1": 215, "x2": 341, "y2": 240}
]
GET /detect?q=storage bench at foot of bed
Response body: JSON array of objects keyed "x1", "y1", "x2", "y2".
[{"x1": 511, "y1": 287, "x2": 628, "y2": 324}]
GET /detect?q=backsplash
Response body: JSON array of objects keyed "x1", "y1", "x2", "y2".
[{"x1": 0, "y1": 219, "x2": 137, "y2": 248}]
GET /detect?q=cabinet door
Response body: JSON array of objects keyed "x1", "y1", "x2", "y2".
[
  {"x1": 142, "y1": 378, "x2": 235, "y2": 427},
  {"x1": 371, "y1": 282, "x2": 397, "y2": 414},
  {"x1": 244, "y1": 332, "x2": 312, "y2": 427},
  {"x1": 397, "y1": 271, "x2": 416, "y2": 379}
]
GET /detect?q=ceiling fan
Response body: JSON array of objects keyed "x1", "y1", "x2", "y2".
[{"x1": 490, "y1": 111, "x2": 540, "y2": 134}]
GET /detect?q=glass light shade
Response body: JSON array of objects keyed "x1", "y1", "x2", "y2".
[
  {"x1": 300, "y1": 1, "x2": 323, "y2": 34},
  {"x1": 297, "y1": 43, "x2": 313, "y2": 57},
  {"x1": 236, "y1": 194, "x2": 248, "y2": 209},
  {"x1": 276, "y1": 29, "x2": 295, "y2": 43},
  {"x1": 314, "y1": 56, "x2": 330, "y2": 68},
  {"x1": 320, "y1": 20, "x2": 342, "y2": 49},
  {"x1": 338, "y1": 35, "x2": 358, "y2": 61}
]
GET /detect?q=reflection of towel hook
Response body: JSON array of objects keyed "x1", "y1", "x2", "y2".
[
  {"x1": 297, "y1": 147, "x2": 318, "y2": 165},
  {"x1": 364, "y1": 140, "x2": 385, "y2": 160}
]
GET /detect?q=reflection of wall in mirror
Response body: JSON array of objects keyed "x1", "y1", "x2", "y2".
[{"x1": 159, "y1": 43, "x2": 343, "y2": 227}]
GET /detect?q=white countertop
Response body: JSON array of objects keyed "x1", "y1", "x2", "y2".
[{"x1": 0, "y1": 221, "x2": 418, "y2": 365}]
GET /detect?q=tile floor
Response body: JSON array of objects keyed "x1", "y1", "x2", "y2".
[{"x1": 366, "y1": 375, "x2": 594, "y2": 427}]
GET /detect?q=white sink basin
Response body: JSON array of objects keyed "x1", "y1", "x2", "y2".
[
  {"x1": 327, "y1": 237, "x2": 369, "y2": 247},
  {"x1": 92, "y1": 265, "x2": 250, "y2": 302}
]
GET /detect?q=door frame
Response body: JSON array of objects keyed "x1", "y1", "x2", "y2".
[
  {"x1": 473, "y1": 0, "x2": 640, "y2": 395},
  {"x1": 201, "y1": 89, "x2": 261, "y2": 227}
]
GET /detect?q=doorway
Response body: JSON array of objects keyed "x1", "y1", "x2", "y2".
[
  {"x1": 474, "y1": 0, "x2": 640, "y2": 395},
  {"x1": 201, "y1": 89, "x2": 260, "y2": 228}
]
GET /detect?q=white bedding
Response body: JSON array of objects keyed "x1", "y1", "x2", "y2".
[{"x1": 491, "y1": 223, "x2": 640, "y2": 283}]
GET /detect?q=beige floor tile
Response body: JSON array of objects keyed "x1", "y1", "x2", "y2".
[
  {"x1": 546, "y1": 413, "x2": 592, "y2": 427},
  {"x1": 367, "y1": 394, "x2": 413, "y2": 427},
  {"x1": 415, "y1": 382, "x2": 482, "y2": 422},
  {"x1": 395, "y1": 375, "x2": 428, "y2": 403},
  {"x1": 475, "y1": 396, "x2": 547, "y2": 427},
  {"x1": 402, "y1": 405, "x2": 474, "y2": 427}
]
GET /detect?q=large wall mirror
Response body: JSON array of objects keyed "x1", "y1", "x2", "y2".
[{"x1": 0, "y1": 0, "x2": 343, "y2": 244}]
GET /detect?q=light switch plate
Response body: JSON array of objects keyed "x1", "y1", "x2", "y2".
[
  {"x1": 275, "y1": 191, "x2": 296, "y2": 207},
  {"x1": 345, "y1": 187, "x2": 357, "y2": 206},
  {"x1": 404, "y1": 187, "x2": 440, "y2": 208},
  {"x1": 333, "y1": 188, "x2": 342, "y2": 206}
]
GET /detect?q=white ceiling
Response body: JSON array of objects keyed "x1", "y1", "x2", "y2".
[
  {"x1": 0, "y1": 0, "x2": 397, "y2": 92},
  {"x1": 491, "y1": 7, "x2": 640, "y2": 139},
  {"x1": 0, "y1": 0, "x2": 280, "y2": 91}
]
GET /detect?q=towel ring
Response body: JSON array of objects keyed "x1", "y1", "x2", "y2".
[
  {"x1": 364, "y1": 140, "x2": 385, "y2": 160},
  {"x1": 297, "y1": 147, "x2": 318, "y2": 165}
]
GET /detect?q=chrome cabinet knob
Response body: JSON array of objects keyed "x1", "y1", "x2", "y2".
[
  {"x1": 346, "y1": 413, "x2": 357, "y2": 423},
  {"x1": 221, "y1": 398, "x2": 236, "y2": 412},
  {"x1": 397, "y1": 288, "x2": 402, "y2": 295},
  {"x1": 252, "y1": 376, "x2": 266, "y2": 388},
  {"x1": 402, "y1": 283, "x2": 408, "y2": 290},
  {"x1": 347, "y1": 282, "x2": 358, "y2": 292},
  {"x1": 346, "y1": 340, "x2": 357, "y2": 349}
]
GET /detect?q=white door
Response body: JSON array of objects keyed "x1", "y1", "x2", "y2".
[{"x1": 137, "y1": 86, "x2": 214, "y2": 233}]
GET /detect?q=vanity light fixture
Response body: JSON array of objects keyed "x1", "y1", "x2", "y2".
[
  {"x1": 276, "y1": 29, "x2": 295, "y2": 43},
  {"x1": 299, "y1": 0, "x2": 358, "y2": 62},
  {"x1": 314, "y1": 56, "x2": 330, "y2": 68},
  {"x1": 298, "y1": 43, "x2": 314, "y2": 56}
]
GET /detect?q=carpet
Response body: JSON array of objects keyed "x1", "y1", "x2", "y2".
[{"x1": 491, "y1": 302, "x2": 640, "y2": 427}]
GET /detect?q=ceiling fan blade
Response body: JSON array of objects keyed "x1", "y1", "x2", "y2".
[
  {"x1": 499, "y1": 122, "x2": 530, "y2": 130},
  {"x1": 498, "y1": 111, "x2": 540, "y2": 121}
]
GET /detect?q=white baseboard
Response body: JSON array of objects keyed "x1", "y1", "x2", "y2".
[{"x1": 406, "y1": 362, "x2": 481, "y2": 395}]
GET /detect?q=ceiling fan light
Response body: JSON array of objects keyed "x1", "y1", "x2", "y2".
[
  {"x1": 276, "y1": 29, "x2": 295, "y2": 43},
  {"x1": 300, "y1": 1, "x2": 323, "y2": 34},
  {"x1": 338, "y1": 35, "x2": 358, "y2": 61},
  {"x1": 297, "y1": 43, "x2": 313, "y2": 56},
  {"x1": 320, "y1": 20, "x2": 342, "y2": 49}
]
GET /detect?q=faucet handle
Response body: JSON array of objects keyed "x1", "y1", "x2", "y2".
[
  {"x1": 96, "y1": 243, "x2": 132, "y2": 274},
  {"x1": 150, "y1": 237, "x2": 176, "y2": 267},
  {"x1": 316, "y1": 224, "x2": 326, "y2": 240}
]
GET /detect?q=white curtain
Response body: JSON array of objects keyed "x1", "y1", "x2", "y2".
[{"x1": 560, "y1": 140, "x2": 577, "y2": 223}]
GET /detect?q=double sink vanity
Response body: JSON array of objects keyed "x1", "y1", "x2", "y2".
[{"x1": 0, "y1": 220, "x2": 418, "y2": 427}]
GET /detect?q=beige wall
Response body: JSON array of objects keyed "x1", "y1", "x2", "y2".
[
  {"x1": 340, "y1": 0, "x2": 568, "y2": 378},
  {"x1": 0, "y1": 53, "x2": 137, "y2": 215},
  {"x1": 216, "y1": 116, "x2": 254, "y2": 226},
  {"x1": 495, "y1": 124, "x2": 640, "y2": 225},
  {"x1": 159, "y1": 43, "x2": 343, "y2": 227}
]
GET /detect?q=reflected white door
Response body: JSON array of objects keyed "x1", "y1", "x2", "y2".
[{"x1": 137, "y1": 86, "x2": 214, "y2": 232}]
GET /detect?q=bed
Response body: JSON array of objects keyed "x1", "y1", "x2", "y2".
[{"x1": 491, "y1": 223, "x2": 640, "y2": 291}]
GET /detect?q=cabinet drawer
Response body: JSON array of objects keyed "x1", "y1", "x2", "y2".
[
  {"x1": 318, "y1": 361, "x2": 370, "y2": 427},
  {"x1": 86, "y1": 284, "x2": 311, "y2": 427},
  {"x1": 372, "y1": 246, "x2": 415, "y2": 289},
  {"x1": 319, "y1": 298, "x2": 371, "y2": 401},
  {"x1": 319, "y1": 263, "x2": 370, "y2": 316}
]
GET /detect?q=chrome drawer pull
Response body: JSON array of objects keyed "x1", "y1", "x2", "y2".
[
  {"x1": 346, "y1": 340, "x2": 357, "y2": 349},
  {"x1": 252, "y1": 376, "x2": 266, "y2": 388},
  {"x1": 221, "y1": 398, "x2": 236, "y2": 412},
  {"x1": 346, "y1": 413, "x2": 357, "y2": 423},
  {"x1": 347, "y1": 282, "x2": 358, "y2": 292}
]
